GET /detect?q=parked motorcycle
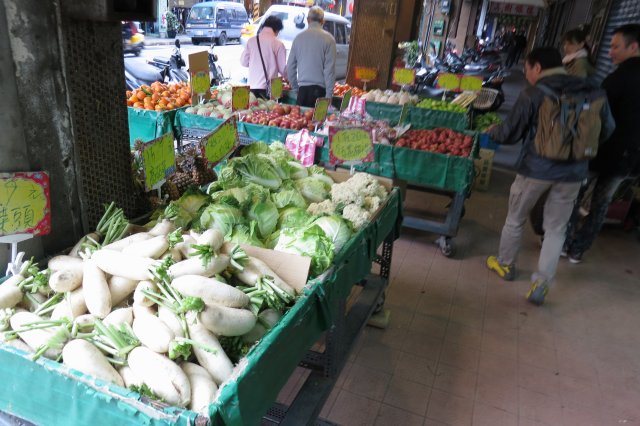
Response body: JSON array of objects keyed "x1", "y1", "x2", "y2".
[
  {"x1": 124, "y1": 58, "x2": 164, "y2": 91},
  {"x1": 208, "y1": 44, "x2": 227, "y2": 86},
  {"x1": 147, "y1": 39, "x2": 190, "y2": 84}
]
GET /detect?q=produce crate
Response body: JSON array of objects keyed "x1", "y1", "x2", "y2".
[
  {"x1": 317, "y1": 142, "x2": 396, "y2": 179},
  {"x1": 408, "y1": 105, "x2": 470, "y2": 131},
  {"x1": 0, "y1": 190, "x2": 403, "y2": 426},
  {"x1": 478, "y1": 133, "x2": 499, "y2": 151},
  {"x1": 127, "y1": 107, "x2": 186, "y2": 147},
  {"x1": 392, "y1": 131, "x2": 480, "y2": 194},
  {"x1": 365, "y1": 102, "x2": 404, "y2": 126}
]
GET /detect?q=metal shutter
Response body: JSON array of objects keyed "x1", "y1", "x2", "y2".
[{"x1": 593, "y1": 0, "x2": 640, "y2": 84}]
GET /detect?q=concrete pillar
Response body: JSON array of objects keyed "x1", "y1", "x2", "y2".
[
  {"x1": 0, "y1": 0, "x2": 84, "y2": 268},
  {"x1": 452, "y1": 0, "x2": 474, "y2": 50}
]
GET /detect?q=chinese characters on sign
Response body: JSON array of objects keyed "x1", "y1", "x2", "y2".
[
  {"x1": 313, "y1": 98, "x2": 331, "y2": 122},
  {"x1": 489, "y1": 2, "x2": 538, "y2": 16},
  {"x1": 0, "y1": 172, "x2": 51, "y2": 237},
  {"x1": 392, "y1": 68, "x2": 416, "y2": 86},
  {"x1": 142, "y1": 132, "x2": 176, "y2": 191},
  {"x1": 201, "y1": 116, "x2": 239, "y2": 166},
  {"x1": 354, "y1": 67, "x2": 378, "y2": 82},
  {"x1": 329, "y1": 127, "x2": 374, "y2": 164},
  {"x1": 232, "y1": 86, "x2": 250, "y2": 111}
]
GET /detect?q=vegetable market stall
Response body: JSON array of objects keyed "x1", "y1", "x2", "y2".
[
  {"x1": 0, "y1": 181, "x2": 402, "y2": 426},
  {"x1": 128, "y1": 107, "x2": 184, "y2": 147}
]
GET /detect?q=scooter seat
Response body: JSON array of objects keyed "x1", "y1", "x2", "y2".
[
  {"x1": 124, "y1": 58, "x2": 163, "y2": 83},
  {"x1": 152, "y1": 56, "x2": 170, "y2": 64}
]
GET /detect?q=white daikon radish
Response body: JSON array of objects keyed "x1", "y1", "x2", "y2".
[
  {"x1": 82, "y1": 259, "x2": 112, "y2": 318},
  {"x1": 132, "y1": 302, "x2": 156, "y2": 319},
  {"x1": 109, "y1": 276, "x2": 138, "y2": 306},
  {"x1": 48, "y1": 255, "x2": 84, "y2": 273},
  {"x1": 133, "y1": 281, "x2": 158, "y2": 307},
  {"x1": 196, "y1": 229, "x2": 224, "y2": 252},
  {"x1": 69, "y1": 232, "x2": 100, "y2": 257},
  {"x1": 9, "y1": 312, "x2": 61, "y2": 359},
  {"x1": 103, "y1": 307, "x2": 133, "y2": 327},
  {"x1": 0, "y1": 274, "x2": 25, "y2": 309},
  {"x1": 102, "y1": 232, "x2": 152, "y2": 251},
  {"x1": 118, "y1": 365, "x2": 144, "y2": 388},
  {"x1": 92, "y1": 249, "x2": 157, "y2": 281},
  {"x1": 49, "y1": 269, "x2": 83, "y2": 293},
  {"x1": 158, "y1": 305, "x2": 185, "y2": 338},
  {"x1": 128, "y1": 347, "x2": 191, "y2": 407},
  {"x1": 73, "y1": 314, "x2": 96, "y2": 329},
  {"x1": 147, "y1": 219, "x2": 176, "y2": 237},
  {"x1": 235, "y1": 257, "x2": 296, "y2": 297},
  {"x1": 168, "y1": 254, "x2": 230, "y2": 278},
  {"x1": 176, "y1": 235, "x2": 196, "y2": 258},
  {"x1": 200, "y1": 304, "x2": 256, "y2": 337},
  {"x1": 172, "y1": 275, "x2": 249, "y2": 308},
  {"x1": 132, "y1": 314, "x2": 175, "y2": 353},
  {"x1": 182, "y1": 362, "x2": 218, "y2": 413},
  {"x1": 186, "y1": 312, "x2": 234, "y2": 385},
  {"x1": 62, "y1": 339, "x2": 124, "y2": 386},
  {"x1": 122, "y1": 235, "x2": 169, "y2": 259},
  {"x1": 51, "y1": 288, "x2": 87, "y2": 320}
]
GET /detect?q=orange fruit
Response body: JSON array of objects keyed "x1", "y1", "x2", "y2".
[
  {"x1": 155, "y1": 105, "x2": 164, "y2": 111},
  {"x1": 133, "y1": 102, "x2": 143, "y2": 108},
  {"x1": 151, "y1": 93, "x2": 160, "y2": 102},
  {"x1": 166, "y1": 103, "x2": 174, "y2": 110},
  {"x1": 136, "y1": 91, "x2": 146, "y2": 100},
  {"x1": 145, "y1": 104, "x2": 154, "y2": 110}
]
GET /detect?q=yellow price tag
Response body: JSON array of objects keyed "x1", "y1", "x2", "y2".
[
  {"x1": 340, "y1": 89, "x2": 353, "y2": 112},
  {"x1": 203, "y1": 117, "x2": 238, "y2": 165},
  {"x1": 330, "y1": 128, "x2": 373, "y2": 161},
  {"x1": 313, "y1": 97, "x2": 331, "y2": 122},
  {"x1": 232, "y1": 86, "x2": 250, "y2": 111},
  {"x1": 270, "y1": 78, "x2": 283, "y2": 100},
  {"x1": 436, "y1": 73, "x2": 460, "y2": 90},
  {"x1": 459, "y1": 75, "x2": 483, "y2": 91},
  {"x1": 392, "y1": 68, "x2": 416, "y2": 86},
  {"x1": 0, "y1": 172, "x2": 51, "y2": 237},
  {"x1": 142, "y1": 132, "x2": 176, "y2": 191},
  {"x1": 354, "y1": 67, "x2": 378, "y2": 81},
  {"x1": 191, "y1": 71, "x2": 210, "y2": 95}
]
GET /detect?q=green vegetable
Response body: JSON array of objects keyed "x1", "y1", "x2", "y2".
[
  {"x1": 228, "y1": 223, "x2": 264, "y2": 248},
  {"x1": 277, "y1": 207, "x2": 313, "y2": 229},
  {"x1": 232, "y1": 154, "x2": 282, "y2": 190},
  {"x1": 295, "y1": 177, "x2": 330, "y2": 204},
  {"x1": 271, "y1": 187, "x2": 307, "y2": 209},
  {"x1": 198, "y1": 203, "x2": 245, "y2": 236},
  {"x1": 474, "y1": 112, "x2": 502, "y2": 131},
  {"x1": 313, "y1": 215, "x2": 353, "y2": 254},
  {"x1": 416, "y1": 98, "x2": 467, "y2": 113},
  {"x1": 274, "y1": 225, "x2": 334, "y2": 276},
  {"x1": 248, "y1": 199, "x2": 279, "y2": 239},
  {"x1": 240, "y1": 141, "x2": 270, "y2": 156},
  {"x1": 164, "y1": 188, "x2": 210, "y2": 229}
]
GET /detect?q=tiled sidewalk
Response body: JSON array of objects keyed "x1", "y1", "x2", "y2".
[{"x1": 277, "y1": 167, "x2": 640, "y2": 426}]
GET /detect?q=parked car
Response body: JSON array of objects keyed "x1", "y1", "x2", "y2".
[
  {"x1": 241, "y1": 5, "x2": 351, "y2": 80},
  {"x1": 185, "y1": 1, "x2": 250, "y2": 46}
]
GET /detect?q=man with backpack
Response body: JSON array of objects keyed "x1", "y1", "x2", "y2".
[
  {"x1": 563, "y1": 24, "x2": 640, "y2": 263},
  {"x1": 486, "y1": 47, "x2": 615, "y2": 306}
]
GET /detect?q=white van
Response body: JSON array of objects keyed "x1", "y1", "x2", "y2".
[
  {"x1": 186, "y1": 1, "x2": 250, "y2": 46},
  {"x1": 241, "y1": 5, "x2": 351, "y2": 79}
]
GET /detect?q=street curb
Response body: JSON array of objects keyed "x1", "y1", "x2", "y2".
[{"x1": 145, "y1": 40, "x2": 193, "y2": 46}]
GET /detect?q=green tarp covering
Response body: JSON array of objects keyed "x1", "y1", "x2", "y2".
[{"x1": 127, "y1": 107, "x2": 185, "y2": 147}]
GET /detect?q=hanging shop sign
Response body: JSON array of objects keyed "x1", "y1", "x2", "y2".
[
  {"x1": 142, "y1": 132, "x2": 176, "y2": 191},
  {"x1": 0, "y1": 172, "x2": 51, "y2": 237},
  {"x1": 201, "y1": 116, "x2": 239, "y2": 166},
  {"x1": 489, "y1": 2, "x2": 539, "y2": 17},
  {"x1": 329, "y1": 127, "x2": 374, "y2": 164},
  {"x1": 354, "y1": 67, "x2": 378, "y2": 82},
  {"x1": 232, "y1": 86, "x2": 251, "y2": 111},
  {"x1": 392, "y1": 67, "x2": 416, "y2": 86}
]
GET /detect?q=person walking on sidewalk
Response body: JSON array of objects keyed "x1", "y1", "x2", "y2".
[
  {"x1": 486, "y1": 47, "x2": 614, "y2": 306},
  {"x1": 563, "y1": 24, "x2": 640, "y2": 263},
  {"x1": 240, "y1": 16, "x2": 287, "y2": 100},
  {"x1": 286, "y1": 6, "x2": 336, "y2": 107}
]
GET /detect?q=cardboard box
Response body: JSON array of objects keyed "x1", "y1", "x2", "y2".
[{"x1": 474, "y1": 148, "x2": 495, "y2": 191}]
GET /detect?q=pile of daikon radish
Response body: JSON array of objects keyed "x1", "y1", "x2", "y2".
[{"x1": 0, "y1": 208, "x2": 298, "y2": 414}]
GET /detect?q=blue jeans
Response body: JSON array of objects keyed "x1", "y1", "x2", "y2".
[{"x1": 565, "y1": 174, "x2": 626, "y2": 256}]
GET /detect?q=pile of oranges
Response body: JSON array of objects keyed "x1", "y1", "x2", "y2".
[
  {"x1": 333, "y1": 83, "x2": 367, "y2": 98},
  {"x1": 126, "y1": 81, "x2": 192, "y2": 111}
]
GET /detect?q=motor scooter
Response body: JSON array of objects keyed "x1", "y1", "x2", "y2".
[
  {"x1": 147, "y1": 39, "x2": 190, "y2": 83},
  {"x1": 208, "y1": 44, "x2": 227, "y2": 86}
]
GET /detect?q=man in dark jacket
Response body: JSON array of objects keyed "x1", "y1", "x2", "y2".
[
  {"x1": 486, "y1": 47, "x2": 615, "y2": 306},
  {"x1": 564, "y1": 24, "x2": 640, "y2": 263}
]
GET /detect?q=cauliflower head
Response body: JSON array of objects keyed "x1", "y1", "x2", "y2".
[
  {"x1": 342, "y1": 204, "x2": 371, "y2": 230},
  {"x1": 363, "y1": 196, "x2": 382, "y2": 214},
  {"x1": 307, "y1": 199, "x2": 337, "y2": 216}
]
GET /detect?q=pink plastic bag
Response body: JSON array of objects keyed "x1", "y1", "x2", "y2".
[{"x1": 285, "y1": 129, "x2": 324, "y2": 167}]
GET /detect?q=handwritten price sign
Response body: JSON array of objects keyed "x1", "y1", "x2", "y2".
[
  {"x1": 340, "y1": 89, "x2": 353, "y2": 112},
  {"x1": 270, "y1": 77, "x2": 283, "y2": 100},
  {"x1": 460, "y1": 75, "x2": 483, "y2": 91},
  {"x1": 232, "y1": 86, "x2": 250, "y2": 111},
  {"x1": 191, "y1": 71, "x2": 210, "y2": 95},
  {"x1": 142, "y1": 132, "x2": 176, "y2": 191},
  {"x1": 0, "y1": 172, "x2": 51, "y2": 237},
  {"x1": 329, "y1": 127, "x2": 374, "y2": 164},
  {"x1": 313, "y1": 97, "x2": 331, "y2": 122},
  {"x1": 392, "y1": 68, "x2": 416, "y2": 86},
  {"x1": 436, "y1": 73, "x2": 461, "y2": 90},
  {"x1": 202, "y1": 116, "x2": 238, "y2": 166},
  {"x1": 354, "y1": 67, "x2": 378, "y2": 81}
]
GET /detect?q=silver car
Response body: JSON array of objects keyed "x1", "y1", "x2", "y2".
[{"x1": 241, "y1": 5, "x2": 350, "y2": 80}]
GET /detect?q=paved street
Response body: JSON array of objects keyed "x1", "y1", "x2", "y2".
[{"x1": 125, "y1": 42, "x2": 248, "y2": 85}]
